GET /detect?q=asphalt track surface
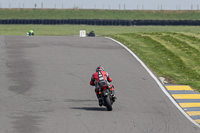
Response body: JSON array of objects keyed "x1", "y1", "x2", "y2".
[{"x1": 0, "y1": 36, "x2": 199, "y2": 133}]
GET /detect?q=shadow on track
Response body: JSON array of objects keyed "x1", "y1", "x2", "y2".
[{"x1": 71, "y1": 107, "x2": 107, "y2": 111}]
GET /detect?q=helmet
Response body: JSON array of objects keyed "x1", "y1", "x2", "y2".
[{"x1": 96, "y1": 66, "x2": 104, "y2": 72}]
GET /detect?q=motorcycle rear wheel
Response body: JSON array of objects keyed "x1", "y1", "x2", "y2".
[{"x1": 104, "y1": 96, "x2": 112, "y2": 111}]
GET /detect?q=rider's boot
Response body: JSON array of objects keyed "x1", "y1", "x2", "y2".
[{"x1": 111, "y1": 90, "x2": 116, "y2": 102}]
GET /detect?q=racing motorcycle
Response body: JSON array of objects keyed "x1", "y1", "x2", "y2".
[
  {"x1": 26, "y1": 32, "x2": 34, "y2": 36},
  {"x1": 87, "y1": 30, "x2": 95, "y2": 37},
  {"x1": 98, "y1": 82, "x2": 115, "y2": 111}
]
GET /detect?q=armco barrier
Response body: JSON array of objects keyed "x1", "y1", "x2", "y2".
[{"x1": 0, "y1": 19, "x2": 200, "y2": 26}]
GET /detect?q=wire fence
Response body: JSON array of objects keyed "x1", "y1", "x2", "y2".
[{"x1": 0, "y1": 3, "x2": 200, "y2": 10}]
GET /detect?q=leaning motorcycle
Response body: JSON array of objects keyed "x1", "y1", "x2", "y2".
[
  {"x1": 26, "y1": 32, "x2": 34, "y2": 36},
  {"x1": 98, "y1": 84, "x2": 115, "y2": 111},
  {"x1": 87, "y1": 31, "x2": 95, "y2": 37}
]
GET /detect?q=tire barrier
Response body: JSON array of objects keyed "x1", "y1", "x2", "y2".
[{"x1": 0, "y1": 19, "x2": 200, "y2": 26}]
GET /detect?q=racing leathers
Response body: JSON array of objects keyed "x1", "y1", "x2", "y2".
[{"x1": 90, "y1": 70, "x2": 115, "y2": 105}]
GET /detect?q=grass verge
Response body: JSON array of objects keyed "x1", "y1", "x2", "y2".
[
  {"x1": 1, "y1": 9, "x2": 200, "y2": 20},
  {"x1": 110, "y1": 33, "x2": 200, "y2": 91},
  {"x1": 1, "y1": 25, "x2": 200, "y2": 36}
]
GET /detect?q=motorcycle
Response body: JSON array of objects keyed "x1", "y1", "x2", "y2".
[
  {"x1": 98, "y1": 84, "x2": 115, "y2": 111},
  {"x1": 87, "y1": 30, "x2": 95, "y2": 37},
  {"x1": 26, "y1": 30, "x2": 34, "y2": 36},
  {"x1": 27, "y1": 32, "x2": 34, "y2": 36}
]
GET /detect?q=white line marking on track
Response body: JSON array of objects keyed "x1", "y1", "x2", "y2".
[{"x1": 105, "y1": 37, "x2": 200, "y2": 128}]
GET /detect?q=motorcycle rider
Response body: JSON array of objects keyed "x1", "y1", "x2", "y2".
[
  {"x1": 87, "y1": 30, "x2": 95, "y2": 37},
  {"x1": 90, "y1": 66, "x2": 116, "y2": 106},
  {"x1": 28, "y1": 29, "x2": 34, "y2": 36}
]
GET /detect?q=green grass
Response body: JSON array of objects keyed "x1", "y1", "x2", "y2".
[
  {"x1": 1, "y1": 9, "x2": 200, "y2": 20},
  {"x1": 1, "y1": 25, "x2": 200, "y2": 36},
  {"x1": 110, "y1": 33, "x2": 200, "y2": 91}
]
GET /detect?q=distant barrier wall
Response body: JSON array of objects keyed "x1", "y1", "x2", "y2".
[{"x1": 0, "y1": 19, "x2": 200, "y2": 26}]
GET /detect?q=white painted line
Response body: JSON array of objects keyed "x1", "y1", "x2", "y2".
[{"x1": 105, "y1": 37, "x2": 200, "y2": 128}]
